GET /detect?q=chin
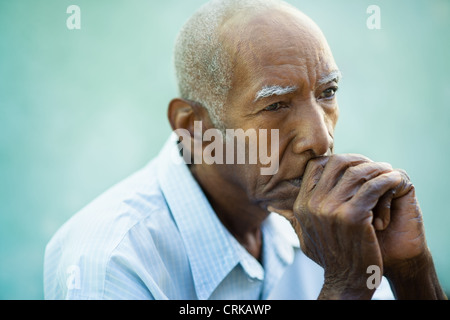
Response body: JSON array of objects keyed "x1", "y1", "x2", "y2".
[
  {"x1": 269, "y1": 198, "x2": 296, "y2": 212},
  {"x1": 262, "y1": 188, "x2": 299, "y2": 212},
  {"x1": 255, "y1": 177, "x2": 303, "y2": 212}
]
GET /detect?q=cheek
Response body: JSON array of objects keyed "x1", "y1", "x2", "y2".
[
  {"x1": 216, "y1": 162, "x2": 272, "y2": 198},
  {"x1": 331, "y1": 104, "x2": 339, "y2": 126},
  {"x1": 325, "y1": 104, "x2": 339, "y2": 136}
]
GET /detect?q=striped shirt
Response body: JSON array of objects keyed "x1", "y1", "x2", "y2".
[{"x1": 44, "y1": 134, "x2": 394, "y2": 299}]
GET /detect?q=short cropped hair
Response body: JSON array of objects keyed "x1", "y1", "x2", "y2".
[{"x1": 173, "y1": 0, "x2": 286, "y2": 129}]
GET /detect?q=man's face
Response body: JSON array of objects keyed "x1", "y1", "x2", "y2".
[{"x1": 214, "y1": 8, "x2": 339, "y2": 211}]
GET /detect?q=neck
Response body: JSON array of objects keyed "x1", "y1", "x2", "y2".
[{"x1": 190, "y1": 164, "x2": 269, "y2": 260}]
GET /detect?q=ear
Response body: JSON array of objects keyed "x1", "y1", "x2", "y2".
[
  {"x1": 168, "y1": 98, "x2": 195, "y2": 135},
  {"x1": 168, "y1": 98, "x2": 217, "y2": 165},
  {"x1": 167, "y1": 98, "x2": 215, "y2": 135}
]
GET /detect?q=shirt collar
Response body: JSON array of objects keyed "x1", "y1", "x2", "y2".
[{"x1": 156, "y1": 134, "x2": 299, "y2": 299}]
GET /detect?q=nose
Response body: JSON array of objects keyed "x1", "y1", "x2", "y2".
[{"x1": 292, "y1": 100, "x2": 334, "y2": 157}]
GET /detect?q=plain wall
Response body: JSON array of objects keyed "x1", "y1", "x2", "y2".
[{"x1": 0, "y1": 0, "x2": 449, "y2": 299}]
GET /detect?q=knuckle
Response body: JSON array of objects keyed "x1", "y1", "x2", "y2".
[
  {"x1": 346, "y1": 153, "x2": 372, "y2": 163},
  {"x1": 336, "y1": 207, "x2": 366, "y2": 226},
  {"x1": 378, "y1": 161, "x2": 393, "y2": 170},
  {"x1": 293, "y1": 200, "x2": 304, "y2": 214},
  {"x1": 329, "y1": 154, "x2": 367, "y2": 169},
  {"x1": 334, "y1": 205, "x2": 347, "y2": 219},
  {"x1": 346, "y1": 165, "x2": 359, "y2": 176},
  {"x1": 347, "y1": 214, "x2": 365, "y2": 227},
  {"x1": 395, "y1": 168, "x2": 410, "y2": 180},
  {"x1": 319, "y1": 201, "x2": 336, "y2": 216},
  {"x1": 343, "y1": 165, "x2": 362, "y2": 180},
  {"x1": 329, "y1": 154, "x2": 345, "y2": 167},
  {"x1": 343, "y1": 162, "x2": 393, "y2": 183},
  {"x1": 363, "y1": 177, "x2": 384, "y2": 193},
  {"x1": 306, "y1": 197, "x2": 321, "y2": 212},
  {"x1": 365, "y1": 172, "x2": 398, "y2": 193}
]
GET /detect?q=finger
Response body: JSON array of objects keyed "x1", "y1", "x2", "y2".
[
  {"x1": 313, "y1": 154, "x2": 373, "y2": 195},
  {"x1": 392, "y1": 169, "x2": 414, "y2": 199},
  {"x1": 299, "y1": 156, "x2": 329, "y2": 195},
  {"x1": 294, "y1": 157, "x2": 329, "y2": 217},
  {"x1": 373, "y1": 189, "x2": 395, "y2": 231},
  {"x1": 348, "y1": 171, "x2": 402, "y2": 214},
  {"x1": 329, "y1": 161, "x2": 394, "y2": 202},
  {"x1": 267, "y1": 205, "x2": 294, "y2": 220},
  {"x1": 268, "y1": 206, "x2": 304, "y2": 244}
]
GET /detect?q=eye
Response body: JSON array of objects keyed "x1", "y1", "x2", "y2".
[
  {"x1": 318, "y1": 86, "x2": 338, "y2": 100},
  {"x1": 263, "y1": 102, "x2": 288, "y2": 112}
]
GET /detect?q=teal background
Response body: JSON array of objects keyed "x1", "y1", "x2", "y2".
[{"x1": 0, "y1": 0, "x2": 449, "y2": 299}]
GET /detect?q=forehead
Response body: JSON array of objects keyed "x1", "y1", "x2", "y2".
[{"x1": 221, "y1": 7, "x2": 337, "y2": 97}]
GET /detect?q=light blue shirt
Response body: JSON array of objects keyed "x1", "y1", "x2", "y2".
[{"x1": 44, "y1": 134, "x2": 394, "y2": 300}]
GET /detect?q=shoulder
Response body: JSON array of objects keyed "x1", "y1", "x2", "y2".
[
  {"x1": 44, "y1": 160, "x2": 184, "y2": 299},
  {"x1": 46, "y1": 160, "x2": 166, "y2": 255}
]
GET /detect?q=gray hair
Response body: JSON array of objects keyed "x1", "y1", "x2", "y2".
[{"x1": 173, "y1": 0, "x2": 288, "y2": 129}]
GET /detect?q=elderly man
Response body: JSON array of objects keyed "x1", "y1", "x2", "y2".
[{"x1": 44, "y1": 0, "x2": 446, "y2": 300}]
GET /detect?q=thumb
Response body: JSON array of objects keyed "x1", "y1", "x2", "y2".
[
  {"x1": 268, "y1": 205, "x2": 304, "y2": 247},
  {"x1": 268, "y1": 205, "x2": 295, "y2": 222}
]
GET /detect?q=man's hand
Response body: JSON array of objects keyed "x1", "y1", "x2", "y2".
[
  {"x1": 269, "y1": 154, "x2": 446, "y2": 300},
  {"x1": 375, "y1": 170, "x2": 425, "y2": 271},
  {"x1": 376, "y1": 172, "x2": 446, "y2": 299},
  {"x1": 270, "y1": 154, "x2": 402, "y2": 299}
]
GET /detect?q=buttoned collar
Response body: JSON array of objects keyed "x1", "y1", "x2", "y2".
[{"x1": 156, "y1": 134, "x2": 299, "y2": 299}]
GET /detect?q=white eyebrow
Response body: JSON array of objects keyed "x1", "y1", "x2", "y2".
[
  {"x1": 318, "y1": 70, "x2": 342, "y2": 86},
  {"x1": 254, "y1": 85, "x2": 298, "y2": 102}
]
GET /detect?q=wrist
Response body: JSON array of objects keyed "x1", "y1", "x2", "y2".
[
  {"x1": 318, "y1": 275, "x2": 375, "y2": 300},
  {"x1": 384, "y1": 250, "x2": 447, "y2": 300},
  {"x1": 384, "y1": 250, "x2": 433, "y2": 281}
]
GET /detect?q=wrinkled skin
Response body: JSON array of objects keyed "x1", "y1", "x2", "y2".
[
  {"x1": 168, "y1": 3, "x2": 446, "y2": 299},
  {"x1": 269, "y1": 155, "x2": 428, "y2": 298}
]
